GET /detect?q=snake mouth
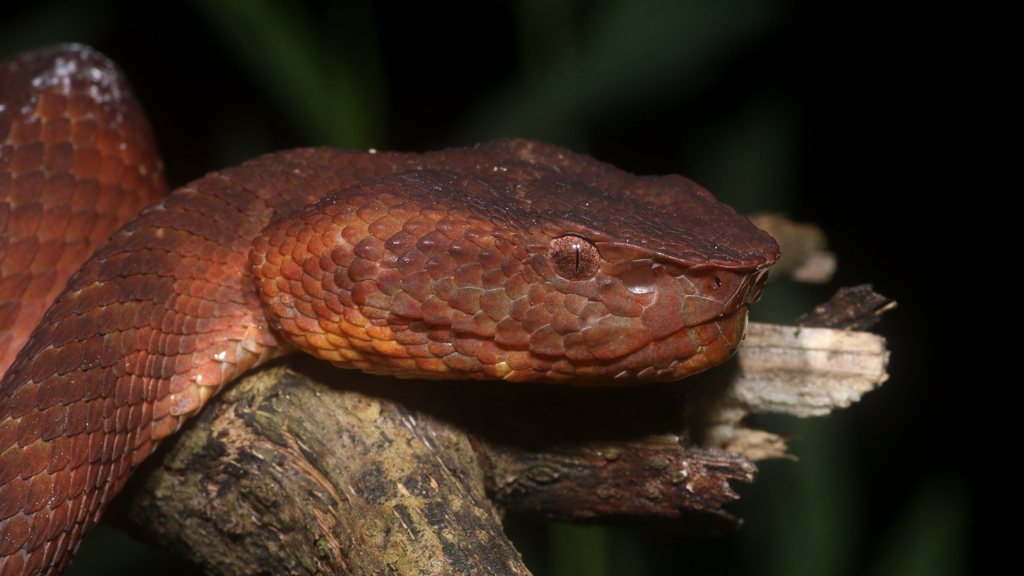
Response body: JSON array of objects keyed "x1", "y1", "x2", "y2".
[
  {"x1": 698, "y1": 265, "x2": 770, "y2": 323},
  {"x1": 671, "y1": 264, "x2": 769, "y2": 329},
  {"x1": 514, "y1": 264, "x2": 770, "y2": 385},
  {"x1": 629, "y1": 305, "x2": 752, "y2": 383},
  {"x1": 524, "y1": 305, "x2": 752, "y2": 386},
  {"x1": 567, "y1": 262, "x2": 769, "y2": 357}
]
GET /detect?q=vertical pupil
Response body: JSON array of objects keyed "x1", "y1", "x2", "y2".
[{"x1": 574, "y1": 242, "x2": 580, "y2": 272}]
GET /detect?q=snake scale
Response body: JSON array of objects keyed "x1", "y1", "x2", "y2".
[{"x1": 0, "y1": 45, "x2": 778, "y2": 575}]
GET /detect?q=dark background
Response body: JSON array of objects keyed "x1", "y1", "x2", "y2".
[{"x1": 1, "y1": 1, "x2": 973, "y2": 575}]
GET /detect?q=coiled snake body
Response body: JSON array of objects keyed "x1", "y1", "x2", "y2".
[{"x1": 0, "y1": 45, "x2": 778, "y2": 575}]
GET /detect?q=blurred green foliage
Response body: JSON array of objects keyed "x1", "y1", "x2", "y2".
[{"x1": 0, "y1": 1, "x2": 969, "y2": 575}]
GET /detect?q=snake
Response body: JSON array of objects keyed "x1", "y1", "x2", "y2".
[{"x1": 0, "y1": 45, "x2": 779, "y2": 575}]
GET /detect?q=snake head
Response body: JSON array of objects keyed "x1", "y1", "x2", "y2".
[{"x1": 250, "y1": 139, "x2": 778, "y2": 384}]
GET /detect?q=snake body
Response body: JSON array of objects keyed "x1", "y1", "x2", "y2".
[{"x1": 0, "y1": 45, "x2": 778, "y2": 575}]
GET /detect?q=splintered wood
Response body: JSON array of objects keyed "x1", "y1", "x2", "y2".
[{"x1": 688, "y1": 322, "x2": 890, "y2": 460}]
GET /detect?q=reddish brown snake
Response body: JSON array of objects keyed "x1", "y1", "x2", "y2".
[{"x1": 0, "y1": 45, "x2": 778, "y2": 575}]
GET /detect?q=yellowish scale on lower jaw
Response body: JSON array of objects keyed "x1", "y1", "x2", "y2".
[
  {"x1": 339, "y1": 318, "x2": 370, "y2": 340},
  {"x1": 343, "y1": 307, "x2": 372, "y2": 328},
  {"x1": 371, "y1": 338, "x2": 410, "y2": 358},
  {"x1": 365, "y1": 324, "x2": 395, "y2": 340},
  {"x1": 489, "y1": 361, "x2": 513, "y2": 378},
  {"x1": 317, "y1": 348, "x2": 347, "y2": 363},
  {"x1": 502, "y1": 370, "x2": 534, "y2": 383},
  {"x1": 302, "y1": 332, "x2": 333, "y2": 349},
  {"x1": 326, "y1": 332, "x2": 353, "y2": 350},
  {"x1": 574, "y1": 365, "x2": 604, "y2": 377},
  {"x1": 316, "y1": 346, "x2": 367, "y2": 363},
  {"x1": 337, "y1": 348, "x2": 366, "y2": 361},
  {"x1": 388, "y1": 357, "x2": 420, "y2": 371},
  {"x1": 414, "y1": 357, "x2": 449, "y2": 373}
]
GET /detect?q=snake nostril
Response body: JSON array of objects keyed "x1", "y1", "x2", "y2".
[
  {"x1": 549, "y1": 235, "x2": 600, "y2": 280},
  {"x1": 714, "y1": 276, "x2": 723, "y2": 288}
]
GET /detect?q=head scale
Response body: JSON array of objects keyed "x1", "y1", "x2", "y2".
[{"x1": 250, "y1": 139, "x2": 779, "y2": 385}]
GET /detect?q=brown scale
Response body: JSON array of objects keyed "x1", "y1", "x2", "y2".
[{"x1": 0, "y1": 45, "x2": 778, "y2": 576}]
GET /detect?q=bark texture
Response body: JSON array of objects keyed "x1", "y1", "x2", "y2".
[{"x1": 123, "y1": 365, "x2": 530, "y2": 576}]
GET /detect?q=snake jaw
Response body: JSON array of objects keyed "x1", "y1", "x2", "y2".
[
  {"x1": 250, "y1": 164, "x2": 776, "y2": 386},
  {"x1": 545, "y1": 258, "x2": 769, "y2": 384}
]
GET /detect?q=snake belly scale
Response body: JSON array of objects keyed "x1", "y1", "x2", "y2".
[{"x1": 0, "y1": 45, "x2": 778, "y2": 575}]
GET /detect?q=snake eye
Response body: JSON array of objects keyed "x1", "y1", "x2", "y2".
[{"x1": 549, "y1": 235, "x2": 600, "y2": 280}]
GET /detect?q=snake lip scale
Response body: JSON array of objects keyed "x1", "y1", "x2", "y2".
[{"x1": 0, "y1": 44, "x2": 779, "y2": 575}]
